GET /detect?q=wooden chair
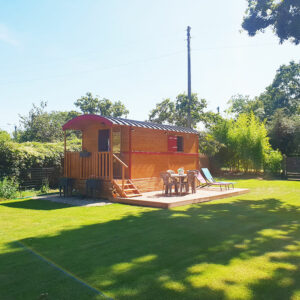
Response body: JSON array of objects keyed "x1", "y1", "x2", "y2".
[{"x1": 160, "y1": 172, "x2": 178, "y2": 196}]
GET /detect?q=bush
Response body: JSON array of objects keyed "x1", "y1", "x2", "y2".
[
  {"x1": 0, "y1": 177, "x2": 19, "y2": 199},
  {"x1": 0, "y1": 138, "x2": 81, "y2": 180},
  {"x1": 264, "y1": 149, "x2": 283, "y2": 175}
]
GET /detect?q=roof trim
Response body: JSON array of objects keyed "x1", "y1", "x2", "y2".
[{"x1": 62, "y1": 114, "x2": 198, "y2": 134}]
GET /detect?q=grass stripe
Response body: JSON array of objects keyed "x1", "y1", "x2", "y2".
[{"x1": 16, "y1": 241, "x2": 113, "y2": 300}]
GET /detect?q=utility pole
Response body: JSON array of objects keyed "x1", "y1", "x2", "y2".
[{"x1": 187, "y1": 26, "x2": 192, "y2": 128}]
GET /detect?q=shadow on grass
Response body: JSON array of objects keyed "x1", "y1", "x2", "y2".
[
  {"x1": 0, "y1": 199, "x2": 71, "y2": 210},
  {"x1": 2, "y1": 198, "x2": 300, "y2": 299}
]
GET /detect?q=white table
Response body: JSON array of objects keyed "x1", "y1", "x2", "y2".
[{"x1": 171, "y1": 174, "x2": 187, "y2": 195}]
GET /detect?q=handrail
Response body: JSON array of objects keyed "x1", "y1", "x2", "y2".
[
  {"x1": 112, "y1": 154, "x2": 128, "y2": 193},
  {"x1": 113, "y1": 154, "x2": 128, "y2": 168}
]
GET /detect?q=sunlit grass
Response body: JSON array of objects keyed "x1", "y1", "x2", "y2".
[{"x1": 0, "y1": 179, "x2": 299, "y2": 299}]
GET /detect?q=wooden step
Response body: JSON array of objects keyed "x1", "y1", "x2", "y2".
[
  {"x1": 126, "y1": 194, "x2": 142, "y2": 198},
  {"x1": 112, "y1": 179, "x2": 141, "y2": 198}
]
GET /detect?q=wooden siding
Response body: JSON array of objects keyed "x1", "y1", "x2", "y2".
[
  {"x1": 131, "y1": 127, "x2": 197, "y2": 153},
  {"x1": 131, "y1": 153, "x2": 198, "y2": 179}
]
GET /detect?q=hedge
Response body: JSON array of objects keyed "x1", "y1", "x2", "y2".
[{"x1": 0, "y1": 138, "x2": 81, "y2": 180}]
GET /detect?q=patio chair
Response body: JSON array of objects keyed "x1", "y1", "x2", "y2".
[
  {"x1": 189, "y1": 170, "x2": 208, "y2": 189},
  {"x1": 186, "y1": 170, "x2": 196, "y2": 193},
  {"x1": 160, "y1": 172, "x2": 178, "y2": 196},
  {"x1": 201, "y1": 168, "x2": 235, "y2": 190}
]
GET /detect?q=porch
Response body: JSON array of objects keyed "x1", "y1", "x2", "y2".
[{"x1": 114, "y1": 187, "x2": 250, "y2": 209}]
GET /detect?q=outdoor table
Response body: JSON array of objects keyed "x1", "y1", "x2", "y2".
[{"x1": 171, "y1": 174, "x2": 187, "y2": 196}]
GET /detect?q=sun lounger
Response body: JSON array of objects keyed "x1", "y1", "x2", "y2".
[{"x1": 201, "y1": 168, "x2": 235, "y2": 190}]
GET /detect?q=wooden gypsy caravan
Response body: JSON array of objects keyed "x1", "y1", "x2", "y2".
[{"x1": 62, "y1": 115, "x2": 199, "y2": 199}]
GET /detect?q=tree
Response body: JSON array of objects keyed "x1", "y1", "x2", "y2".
[
  {"x1": 17, "y1": 102, "x2": 80, "y2": 142},
  {"x1": 227, "y1": 94, "x2": 265, "y2": 120},
  {"x1": 211, "y1": 113, "x2": 281, "y2": 173},
  {"x1": 242, "y1": 0, "x2": 300, "y2": 45},
  {"x1": 149, "y1": 93, "x2": 219, "y2": 128},
  {"x1": 74, "y1": 92, "x2": 100, "y2": 114},
  {"x1": 259, "y1": 61, "x2": 300, "y2": 118},
  {"x1": 74, "y1": 92, "x2": 129, "y2": 117},
  {"x1": 267, "y1": 109, "x2": 300, "y2": 155}
]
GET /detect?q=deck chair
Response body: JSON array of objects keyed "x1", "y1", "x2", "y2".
[{"x1": 201, "y1": 168, "x2": 235, "y2": 190}]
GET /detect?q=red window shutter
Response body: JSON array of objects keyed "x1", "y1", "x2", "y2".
[{"x1": 168, "y1": 135, "x2": 178, "y2": 152}]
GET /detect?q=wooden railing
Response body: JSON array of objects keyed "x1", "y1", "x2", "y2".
[
  {"x1": 113, "y1": 154, "x2": 128, "y2": 191},
  {"x1": 64, "y1": 151, "x2": 111, "y2": 180}
]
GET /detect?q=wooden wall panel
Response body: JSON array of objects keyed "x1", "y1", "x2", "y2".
[
  {"x1": 131, "y1": 153, "x2": 198, "y2": 179},
  {"x1": 131, "y1": 128, "x2": 198, "y2": 153}
]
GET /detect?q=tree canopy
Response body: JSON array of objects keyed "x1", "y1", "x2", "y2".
[
  {"x1": 149, "y1": 93, "x2": 220, "y2": 129},
  {"x1": 242, "y1": 0, "x2": 300, "y2": 45},
  {"x1": 17, "y1": 102, "x2": 80, "y2": 143},
  {"x1": 226, "y1": 61, "x2": 300, "y2": 156},
  {"x1": 74, "y1": 92, "x2": 129, "y2": 117}
]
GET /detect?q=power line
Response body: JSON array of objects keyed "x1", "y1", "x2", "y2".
[{"x1": 0, "y1": 50, "x2": 186, "y2": 86}]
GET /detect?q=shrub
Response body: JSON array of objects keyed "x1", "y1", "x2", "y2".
[
  {"x1": 264, "y1": 149, "x2": 283, "y2": 175},
  {"x1": 40, "y1": 178, "x2": 50, "y2": 193},
  {"x1": 0, "y1": 177, "x2": 19, "y2": 199}
]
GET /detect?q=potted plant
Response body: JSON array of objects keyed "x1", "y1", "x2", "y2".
[
  {"x1": 177, "y1": 167, "x2": 184, "y2": 175},
  {"x1": 80, "y1": 150, "x2": 91, "y2": 157}
]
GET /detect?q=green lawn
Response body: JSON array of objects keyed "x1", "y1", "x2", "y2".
[{"x1": 0, "y1": 179, "x2": 299, "y2": 300}]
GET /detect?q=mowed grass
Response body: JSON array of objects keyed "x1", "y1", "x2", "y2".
[{"x1": 0, "y1": 179, "x2": 299, "y2": 300}]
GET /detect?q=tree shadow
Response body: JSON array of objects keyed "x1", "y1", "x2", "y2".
[
  {"x1": 2, "y1": 197, "x2": 300, "y2": 299},
  {"x1": 0, "y1": 199, "x2": 71, "y2": 210}
]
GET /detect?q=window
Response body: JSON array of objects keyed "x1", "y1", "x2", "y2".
[
  {"x1": 168, "y1": 135, "x2": 184, "y2": 152},
  {"x1": 177, "y1": 136, "x2": 184, "y2": 152}
]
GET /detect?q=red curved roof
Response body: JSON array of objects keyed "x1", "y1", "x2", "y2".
[{"x1": 62, "y1": 114, "x2": 113, "y2": 131}]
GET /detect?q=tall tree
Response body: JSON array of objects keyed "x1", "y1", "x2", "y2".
[
  {"x1": 17, "y1": 102, "x2": 80, "y2": 142},
  {"x1": 227, "y1": 94, "x2": 265, "y2": 120},
  {"x1": 259, "y1": 61, "x2": 300, "y2": 118},
  {"x1": 242, "y1": 0, "x2": 300, "y2": 45},
  {"x1": 74, "y1": 92, "x2": 129, "y2": 117},
  {"x1": 149, "y1": 93, "x2": 219, "y2": 128}
]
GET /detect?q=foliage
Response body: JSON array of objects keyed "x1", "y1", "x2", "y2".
[
  {"x1": 0, "y1": 137, "x2": 81, "y2": 180},
  {"x1": 149, "y1": 93, "x2": 220, "y2": 128},
  {"x1": 227, "y1": 61, "x2": 300, "y2": 156},
  {"x1": 0, "y1": 177, "x2": 19, "y2": 199},
  {"x1": 74, "y1": 92, "x2": 129, "y2": 117},
  {"x1": 17, "y1": 101, "x2": 80, "y2": 142},
  {"x1": 242, "y1": 0, "x2": 300, "y2": 45},
  {"x1": 264, "y1": 149, "x2": 283, "y2": 175},
  {"x1": 267, "y1": 109, "x2": 300, "y2": 155},
  {"x1": 227, "y1": 94, "x2": 265, "y2": 120},
  {"x1": 259, "y1": 61, "x2": 300, "y2": 119},
  {"x1": 0, "y1": 130, "x2": 11, "y2": 142},
  {"x1": 198, "y1": 131, "x2": 224, "y2": 156},
  {"x1": 40, "y1": 178, "x2": 50, "y2": 194},
  {"x1": 212, "y1": 113, "x2": 279, "y2": 172}
]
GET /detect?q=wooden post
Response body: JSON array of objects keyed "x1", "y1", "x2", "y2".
[
  {"x1": 64, "y1": 131, "x2": 67, "y2": 176},
  {"x1": 129, "y1": 126, "x2": 132, "y2": 179},
  {"x1": 122, "y1": 165, "x2": 125, "y2": 191},
  {"x1": 109, "y1": 128, "x2": 113, "y2": 181}
]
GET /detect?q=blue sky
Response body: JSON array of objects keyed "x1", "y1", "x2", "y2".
[{"x1": 0, "y1": 0, "x2": 299, "y2": 133}]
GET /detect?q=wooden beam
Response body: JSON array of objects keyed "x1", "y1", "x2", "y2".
[
  {"x1": 109, "y1": 128, "x2": 113, "y2": 181},
  {"x1": 129, "y1": 126, "x2": 132, "y2": 179}
]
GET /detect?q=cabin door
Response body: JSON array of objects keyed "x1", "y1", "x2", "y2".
[{"x1": 98, "y1": 129, "x2": 110, "y2": 152}]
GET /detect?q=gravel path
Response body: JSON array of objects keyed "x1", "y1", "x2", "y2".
[{"x1": 34, "y1": 194, "x2": 113, "y2": 207}]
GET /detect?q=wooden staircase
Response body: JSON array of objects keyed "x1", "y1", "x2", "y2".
[{"x1": 113, "y1": 179, "x2": 142, "y2": 198}]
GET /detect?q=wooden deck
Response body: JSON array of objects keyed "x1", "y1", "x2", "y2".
[{"x1": 114, "y1": 187, "x2": 249, "y2": 209}]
